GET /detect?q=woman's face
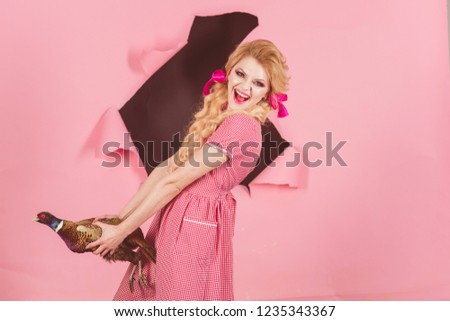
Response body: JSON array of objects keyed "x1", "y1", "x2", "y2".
[{"x1": 227, "y1": 56, "x2": 270, "y2": 111}]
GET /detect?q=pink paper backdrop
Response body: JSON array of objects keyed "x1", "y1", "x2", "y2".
[{"x1": 1, "y1": 0, "x2": 449, "y2": 300}]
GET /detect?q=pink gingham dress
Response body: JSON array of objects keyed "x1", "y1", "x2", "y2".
[{"x1": 113, "y1": 113, "x2": 262, "y2": 300}]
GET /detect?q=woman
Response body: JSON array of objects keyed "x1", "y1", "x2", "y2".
[{"x1": 86, "y1": 39, "x2": 290, "y2": 300}]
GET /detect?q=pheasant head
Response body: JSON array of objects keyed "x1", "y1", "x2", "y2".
[{"x1": 33, "y1": 211, "x2": 63, "y2": 232}]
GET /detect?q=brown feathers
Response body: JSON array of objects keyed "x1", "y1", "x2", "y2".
[{"x1": 33, "y1": 211, "x2": 156, "y2": 292}]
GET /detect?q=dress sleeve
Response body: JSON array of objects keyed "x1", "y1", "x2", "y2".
[{"x1": 205, "y1": 113, "x2": 262, "y2": 167}]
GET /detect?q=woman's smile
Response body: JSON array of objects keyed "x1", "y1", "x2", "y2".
[{"x1": 233, "y1": 88, "x2": 250, "y2": 104}]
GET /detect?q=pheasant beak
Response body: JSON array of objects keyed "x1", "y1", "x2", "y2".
[{"x1": 32, "y1": 216, "x2": 40, "y2": 222}]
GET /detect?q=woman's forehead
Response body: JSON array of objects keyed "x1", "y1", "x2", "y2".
[{"x1": 234, "y1": 56, "x2": 267, "y2": 81}]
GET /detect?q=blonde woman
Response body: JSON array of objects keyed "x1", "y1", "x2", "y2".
[{"x1": 87, "y1": 39, "x2": 290, "y2": 300}]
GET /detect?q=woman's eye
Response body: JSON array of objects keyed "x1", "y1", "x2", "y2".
[{"x1": 235, "y1": 70, "x2": 264, "y2": 87}]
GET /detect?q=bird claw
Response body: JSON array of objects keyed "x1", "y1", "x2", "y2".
[
  {"x1": 128, "y1": 264, "x2": 137, "y2": 293},
  {"x1": 128, "y1": 277, "x2": 136, "y2": 293},
  {"x1": 128, "y1": 261, "x2": 149, "y2": 293},
  {"x1": 138, "y1": 260, "x2": 149, "y2": 288},
  {"x1": 139, "y1": 273, "x2": 148, "y2": 288}
]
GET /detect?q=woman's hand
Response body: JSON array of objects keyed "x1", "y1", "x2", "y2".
[
  {"x1": 85, "y1": 222, "x2": 128, "y2": 257},
  {"x1": 93, "y1": 214, "x2": 120, "y2": 222}
]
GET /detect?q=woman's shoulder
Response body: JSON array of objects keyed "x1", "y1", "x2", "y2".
[{"x1": 223, "y1": 112, "x2": 260, "y2": 129}]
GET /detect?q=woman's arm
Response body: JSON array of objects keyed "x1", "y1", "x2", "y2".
[
  {"x1": 117, "y1": 154, "x2": 176, "y2": 220},
  {"x1": 120, "y1": 144, "x2": 227, "y2": 234},
  {"x1": 87, "y1": 144, "x2": 228, "y2": 256}
]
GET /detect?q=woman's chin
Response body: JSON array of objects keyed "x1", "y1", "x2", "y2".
[
  {"x1": 228, "y1": 104, "x2": 246, "y2": 111},
  {"x1": 228, "y1": 100, "x2": 252, "y2": 110}
]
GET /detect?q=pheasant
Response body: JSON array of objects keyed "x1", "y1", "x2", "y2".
[{"x1": 33, "y1": 211, "x2": 156, "y2": 292}]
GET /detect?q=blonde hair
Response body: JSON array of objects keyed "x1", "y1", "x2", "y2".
[{"x1": 172, "y1": 39, "x2": 290, "y2": 171}]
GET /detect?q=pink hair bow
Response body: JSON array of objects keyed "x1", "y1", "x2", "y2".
[
  {"x1": 269, "y1": 93, "x2": 289, "y2": 118},
  {"x1": 202, "y1": 69, "x2": 227, "y2": 96}
]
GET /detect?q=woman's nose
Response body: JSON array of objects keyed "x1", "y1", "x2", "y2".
[{"x1": 241, "y1": 80, "x2": 252, "y2": 93}]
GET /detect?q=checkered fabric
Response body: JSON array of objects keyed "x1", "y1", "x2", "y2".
[{"x1": 113, "y1": 113, "x2": 262, "y2": 300}]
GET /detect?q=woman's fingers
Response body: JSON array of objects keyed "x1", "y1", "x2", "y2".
[
  {"x1": 93, "y1": 215, "x2": 108, "y2": 222},
  {"x1": 86, "y1": 238, "x2": 109, "y2": 253},
  {"x1": 85, "y1": 221, "x2": 121, "y2": 257},
  {"x1": 93, "y1": 244, "x2": 106, "y2": 256},
  {"x1": 96, "y1": 246, "x2": 113, "y2": 257},
  {"x1": 85, "y1": 240, "x2": 98, "y2": 250},
  {"x1": 103, "y1": 248, "x2": 114, "y2": 257}
]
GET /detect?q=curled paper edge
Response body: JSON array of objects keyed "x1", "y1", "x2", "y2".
[
  {"x1": 94, "y1": 107, "x2": 139, "y2": 159},
  {"x1": 252, "y1": 145, "x2": 302, "y2": 188},
  {"x1": 139, "y1": 41, "x2": 187, "y2": 76}
]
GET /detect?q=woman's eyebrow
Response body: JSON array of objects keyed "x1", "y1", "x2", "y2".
[{"x1": 237, "y1": 68, "x2": 266, "y2": 83}]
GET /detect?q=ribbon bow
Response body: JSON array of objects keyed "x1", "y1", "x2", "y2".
[
  {"x1": 269, "y1": 93, "x2": 289, "y2": 118},
  {"x1": 202, "y1": 69, "x2": 227, "y2": 96}
]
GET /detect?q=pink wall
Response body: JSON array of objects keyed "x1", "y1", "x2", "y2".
[{"x1": 1, "y1": 0, "x2": 449, "y2": 300}]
